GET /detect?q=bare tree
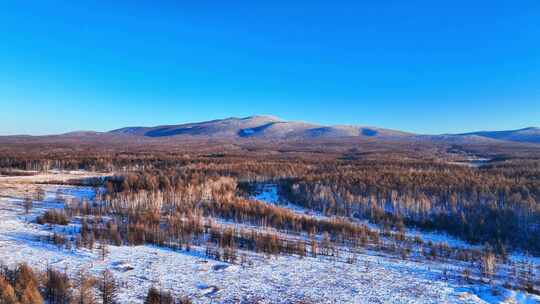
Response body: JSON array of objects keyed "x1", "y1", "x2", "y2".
[
  {"x1": 145, "y1": 286, "x2": 174, "y2": 304},
  {"x1": 44, "y1": 267, "x2": 71, "y2": 304},
  {"x1": 99, "y1": 242, "x2": 109, "y2": 261},
  {"x1": 310, "y1": 239, "x2": 317, "y2": 258},
  {"x1": 35, "y1": 187, "x2": 46, "y2": 202},
  {"x1": 481, "y1": 248, "x2": 496, "y2": 278},
  {"x1": 15, "y1": 263, "x2": 44, "y2": 304},
  {"x1": 73, "y1": 268, "x2": 96, "y2": 304},
  {"x1": 23, "y1": 197, "x2": 33, "y2": 215},
  {"x1": 98, "y1": 270, "x2": 117, "y2": 304},
  {"x1": 0, "y1": 275, "x2": 18, "y2": 304}
]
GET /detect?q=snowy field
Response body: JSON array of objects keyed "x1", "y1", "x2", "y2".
[
  {"x1": 250, "y1": 184, "x2": 479, "y2": 249},
  {"x1": 0, "y1": 184, "x2": 539, "y2": 303}
]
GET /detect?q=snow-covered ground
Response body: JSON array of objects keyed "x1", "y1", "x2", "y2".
[
  {"x1": 0, "y1": 170, "x2": 109, "y2": 184},
  {"x1": 0, "y1": 185, "x2": 539, "y2": 303},
  {"x1": 249, "y1": 183, "x2": 326, "y2": 219},
  {"x1": 249, "y1": 184, "x2": 540, "y2": 269},
  {"x1": 249, "y1": 184, "x2": 480, "y2": 249}
]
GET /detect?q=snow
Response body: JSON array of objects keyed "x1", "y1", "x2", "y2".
[
  {"x1": 250, "y1": 184, "x2": 479, "y2": 249},
  {"x1": 460, "y1": 286, "x2": 540, "y2": 304},
  {"x1": 0, "y1": 170, "x2": 109, "y2": 184},
  {"x1": 405, "y1": 228, "x2": 479, "y2": 249},
  {"x1": 447, "y1": 158, "x2": 492, "y2": 168},
  {"x1": 240, "y1": 129, "x2": 255, "y2": 135},
  {"x1": 249, "y1": 183, "x2": 326, "y2": 218},
  {"x1": 0, "y1": 185, "x2": 539, "y2": 303}
]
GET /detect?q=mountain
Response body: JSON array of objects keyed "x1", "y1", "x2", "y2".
[
  {"x1": 1, "y1": 116, "x2": 539, "y2": 156},
  {"x1": 110, "y1": 116, "x2": 283, "y2": 138},
  {"x1": 456, "y1": 127, "x2": 540, "y2": 144},
  {"x1": 108, "y1": 116, "x2": 540, "y2": 145},
  {"x1": 108, "y1": 115, "x2": 414, "y2": 140}
]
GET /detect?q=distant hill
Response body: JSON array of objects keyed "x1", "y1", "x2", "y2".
[
  {"x1": 455, "y1": 127, "x2": 540, "y2": 144},
  {"x1": 1, "y1": 116, "x2": 539, "y2": 155},
  {"x1": 108, "y1": 115, "x2": 415, "y2": 140},
  {"x1": 107, "y1": 116, "x2": 540, "y2": 145}
]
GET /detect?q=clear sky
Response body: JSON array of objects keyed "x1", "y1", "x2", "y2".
[{"x1": 1, "y1": 1, "x2": 539, "y2": 135}]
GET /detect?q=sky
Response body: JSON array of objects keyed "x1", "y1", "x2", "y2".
[{"x1": 0, "y1": 1, "x2": 539, "y2": 135}]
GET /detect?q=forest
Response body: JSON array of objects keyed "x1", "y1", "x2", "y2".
[
  {"x1": 0, "y1": 144, "x2": 539, "y2": 301},
  {"x1": 6, "y1": 147, "x2": 534, "y2": 254}
]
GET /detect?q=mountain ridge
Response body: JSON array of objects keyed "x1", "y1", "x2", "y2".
[
  {"x1": 108, "y1": 115, "x2": 417, "y2": 141},
  {"x1": 455, "y1": 127, "x2": 540, "y2": 144},
  {"x1": 2, "y1": 115, "x2": 539, "y2": 146}
]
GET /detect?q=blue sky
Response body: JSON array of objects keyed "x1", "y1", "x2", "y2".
[{"x1": 0, "y1": 1, "x2": 539, "y2": 135}]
